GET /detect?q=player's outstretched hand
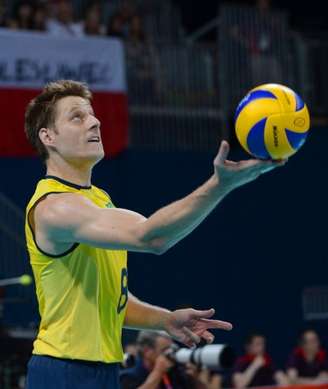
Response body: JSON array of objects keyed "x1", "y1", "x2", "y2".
[
  {"x1": 164, "y1": 308, "x2": 232, "y2": 348},
  {"x1": 213, "y1": 140, "x2": 286, "y2": 190}
]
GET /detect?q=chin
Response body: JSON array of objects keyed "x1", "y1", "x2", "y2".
[
  {"x1": 87, "y1": 145, "x2": 105, "y2": 162},
  {"x1": 89, "y1": 151, "x2": 105, "y2": 165},
  {"x1": 73, "y1": 151, "x2": 104, "y2": 167}
]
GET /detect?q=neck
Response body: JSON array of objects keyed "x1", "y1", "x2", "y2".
[
  {"x1": 304, "y1": 350, "x2": 317, "y2": 361},
  {"x1": 46, "y1": 158, "x2": 92, "y2": 187}
]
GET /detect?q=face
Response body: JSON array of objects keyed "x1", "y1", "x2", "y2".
[
  {"x1": 57, "y1": 1, "x2": 73, "y2": 23},
  {"x1": 143, "y1": 336, "x2": 173, "y2": 367},
  {"x1": 154, "y1": 336, "x2": 173, "y2": 356},
  {"x1": 19, "y1": 4, "x2": 33, "y2": 19},
  {"x1": 111, "y1": 16, "x2": 123, "y2": 31},
  {"x1": 257, "y1": 0, "x2": 271, "y2": 11},
  {"x1": 247, "y1": 336, "x2": 266, "y2": 356},
  {"x1": 40, "y1": 96, "x2": 104, "y2": 167},
  {"x1": 34, "y1": 8, "x2": 46, "y2": 25},
  {"x1": 302, "y1": 331, "x2": 320, "y2": 354},
  {"x1": 86, "y1": 9, "x2": 100, "y2": 30},
  {"x1": 131, "y1": 16, "x2": 141, "y2": 30}
]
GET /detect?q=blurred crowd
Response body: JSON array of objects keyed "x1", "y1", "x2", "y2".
[
  {"x1": 0, "y1": 0, "x2": 289, "y2": 107},
  {"x1": 0, "y1": 0, "x2": 146, "y2": 43},
  {"x1": 1, "y1": 322, "x2": 328, "y2": 388},
  {"x1": 1, "y1": 325, "x2": 327, "y2": 388},
  {"x1": 119, "y1": 329, "x2": 328, "y2": 389}
]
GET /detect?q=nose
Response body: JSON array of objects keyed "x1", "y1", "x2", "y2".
[{"x1": 88, "y1": 115, "x2": 100, "y2": 131}]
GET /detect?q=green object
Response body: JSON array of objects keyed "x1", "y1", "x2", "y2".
[{"x1": 20, "y1": 274, "x2": 32, "y2": 286}]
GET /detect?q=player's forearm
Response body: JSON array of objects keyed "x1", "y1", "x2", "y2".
[
  {"x1": 140, "y1": 174, "x2": 231, "y2": 253},
  {"x1": 124, "y1": 293, "x2": 171, "y2": 331}
]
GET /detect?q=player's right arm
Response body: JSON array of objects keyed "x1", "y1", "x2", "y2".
[
  {"x1": 33, "y1": 193, "x2": 156, "y2": 254},
  {"x1": 34, "y1": 141, "x2": 284, "y2": 255}
]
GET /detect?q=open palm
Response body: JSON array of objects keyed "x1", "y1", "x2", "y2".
[{"x1": 214, "y1": 140, "x2": 285, "y2": 190}]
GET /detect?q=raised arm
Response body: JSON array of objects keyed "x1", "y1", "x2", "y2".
[{"x1": 34, "y1": 141, "x2": 284, "y2": 255}]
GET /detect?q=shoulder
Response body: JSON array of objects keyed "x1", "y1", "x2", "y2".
[
  {"x1": 92, "y1": 185, "x2": 113, "y2": 203},
  {"x1": 318, "y1": 349, "x2": 328, "y2": 365},
  {"x1": 33, "y1": 192, "x2": 97, "y2": 230}
]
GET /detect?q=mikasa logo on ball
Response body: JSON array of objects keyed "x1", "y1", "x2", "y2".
[
  {"x1": 273, "y1": 126, "x2": 279, "y2": 147},
  {"x1": 294, "y1": 118, "x2": 305, "y2": 127}
]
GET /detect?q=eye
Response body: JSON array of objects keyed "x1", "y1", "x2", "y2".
[{"x1": 71, "y1": 113, "x2": 83, "y2": 122}]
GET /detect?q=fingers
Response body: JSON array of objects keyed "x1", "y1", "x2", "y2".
[
  {"x1": 238, "y1": 159, "x2": 273, "y2": 170},
  {"x1": 190, "y1": 308, "x2": 215, "y2": 320},
  {"x1": 181, "y1": 328, "x2": 215, "y2": 347},
  {"x1": 237, "y1": 158, "x2": 286, "y2": 175},
  {"x1": 214, "y1": 140, "x2": 230, "y2": 166},
  {"x1": 182, "y1": 326, "x2": 200, "y2": 347},
  {"x1": 189, "y1": 309, "x2": 233, "y2": 330},
  {"x1": 256, "y1": 159, "x2": 287, "y2": 175},
  {"x1": 201, "y1": 330, "x2": 215, "y2": 344},
  {"x1": 183, "y1": 326, "x2": 200, "y2": 343},
  {"x1": 199, "y1": 318, "x2": 233, "y2": 331}
]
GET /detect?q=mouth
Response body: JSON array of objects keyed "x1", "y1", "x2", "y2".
[{"x1": 87, "y1": 136, "x2": 101, "y2": 143}]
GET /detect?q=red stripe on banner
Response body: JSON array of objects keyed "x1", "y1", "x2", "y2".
[
  {"x1": 93, "y1": 91, "x2": 129, "y2": 157},
  {"x1": 0, "y1": 88, "x2": 128, "y2": 157}
]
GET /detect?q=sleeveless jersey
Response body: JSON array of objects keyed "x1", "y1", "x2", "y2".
[{"x1": 25, "y1": 176, "x2": 128, "y2": 363}]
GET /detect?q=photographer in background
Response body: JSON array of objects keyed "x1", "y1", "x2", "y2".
[
  {"x1": 120, "y1": 331, "x2": 206, "y2": 389},
  {"x1": 185, "y1": 362, "x2": 223, "y2": 389}
]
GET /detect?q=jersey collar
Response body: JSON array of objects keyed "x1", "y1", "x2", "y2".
[{"x1": 45, "y1": 175, "x2": 92, "y2": 190}]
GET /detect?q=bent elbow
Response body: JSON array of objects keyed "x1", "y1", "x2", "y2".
[
  {"x1": 154, "y1": 247, "x2": 169, "y2": 255},
  {"x1": 136, "y1": 224, "x2": 170, "y2": 255},
  {"x1": 141, "y1": 236, "x2": 170, "y2": 255},
  {"x1": 148, "y1": 240, "x2": 170, "y2": 255}
]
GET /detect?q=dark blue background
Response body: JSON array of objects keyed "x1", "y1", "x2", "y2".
[{"x1": 1, "y1": 127, "x2": 327, "y2": 366}]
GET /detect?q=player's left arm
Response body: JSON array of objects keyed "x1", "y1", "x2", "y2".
[
  {"x1": 124, "y1": 292, "x2": 232, "y2": 347},
  {"x1": 124, "y1": 292, "x2": 171, "y2": 331}
]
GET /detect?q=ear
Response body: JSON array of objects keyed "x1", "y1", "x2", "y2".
[{"x1": 39, "y1": 127, "x2": 56, "y2": 147}]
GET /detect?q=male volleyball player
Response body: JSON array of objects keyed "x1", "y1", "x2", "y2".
[{"x1": 24, "y1": 80, "x2": 283, "y2": 389}]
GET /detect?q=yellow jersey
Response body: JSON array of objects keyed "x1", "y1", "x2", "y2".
[{"x1": 25, "y1": 175, "x2": 128, "y2": 363}]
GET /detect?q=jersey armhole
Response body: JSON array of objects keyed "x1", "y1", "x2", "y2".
[
  {"x1": 99, "y1": 188, "x2": 113, "y2": 202},
  {"x1": 27, "y1": 191, "x2": 79, "y2": 258}
]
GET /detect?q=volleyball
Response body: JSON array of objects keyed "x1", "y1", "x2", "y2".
[{"x1": 234, "y1": 84, "x2": 310, "y2": 160}]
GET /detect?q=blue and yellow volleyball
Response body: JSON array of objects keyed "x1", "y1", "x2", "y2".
[{"x1": 234, "y1": 84, "x2": 310, "y2": 160}]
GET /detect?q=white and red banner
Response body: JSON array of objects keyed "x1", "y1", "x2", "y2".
[{"x1": 0, "y1": 29, "x2": 128, "y2": 157}]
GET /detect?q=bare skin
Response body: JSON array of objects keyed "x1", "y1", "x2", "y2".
[{"x1": 32, "y1": 95, "x2": 285, "y2": 346}]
